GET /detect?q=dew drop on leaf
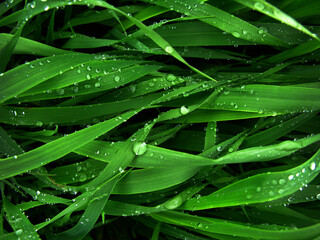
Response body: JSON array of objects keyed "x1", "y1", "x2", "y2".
[
  {"x1": 232, "y1": 31, "x2": 241, "y2": 38},
  {"x1": 310, "y1": 162, "x2": 316, "y2": 171},
  {"x1": 164, "y1": 195, "x2": 183, "y2": 209},
  {"x1": 180, "y1": 106, "x2": 189, "y2": 115},
  {"x1": 165, "y1": 46, "x2": 174, "y2": 54},
  {"x1": 114, "y1": 76, "x2": 120, "y2": 82},
  {"x1": 133, "y1": 142, "x2": 147, "y2": 155},
  {"x1": 254, "y1": 2, "x2": 264, "y2": 11}
]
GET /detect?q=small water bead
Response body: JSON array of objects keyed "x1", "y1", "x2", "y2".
[
  {"x1": 15, "y1": 229, "x2": 23, "y2": 236},
  {"x1": 79, "y1": 173, "x2": 87, "y2": 182},
  {"x1": 165, "y1": 46, "x2": 174, "y2": 54},
  {"x1": 164, "y1": 195, "x2": 183, "y2": 209},
  {"x1": 279, "y1": 179, "x2": 286, "y2": 185},
  {"x1": 87, "y1": 66, "x2": 92, "y2": 71},
  {"x1": 129, "y1": 84, "x2": 136, "y2": 93},
  {"x1": 310, "y1": 162, "x2": 316, "y2": 171},
  {"x1": 114, "y1": 76, "x2": 120, "y2": 82},
  {"x1": 86, "y1": 74, "x2": 91, "y2": 80},
  {"x1": 180, "y1": 105, "x2": 189, "y2": 115},
  {"x1": 84, "y1": 84, "x2": 91, "y2": 89},
  {"x1": 44, "y1": 5, "x2": 49, "y2": 11},
  {"x1": 167, "y1": 74, "x2": 176, "y2": 81},
  {"x1": 56, "y1": 89, "x2": 65, "y2": 95},
  {"x1": 253, "y1": 2, "x2": 264, "y2": 11},
  {"x1": 94, "y1": 82, "x2": 101, "y2": 88},
  {"x1": 119, "y1": 167, "x2": 124, "y2": 173},
  {"x1": 278, "y1": 189, "x2": 285, "y2": 194},
  {"x1": 133, "y1": 142, "x2": 147, "y2": 155},
  {"x1": 35, "y1": 121, "x2": 43, "y2": 127},
  {"x1": 269, "y1": 191, "x2": 275, "y2": 196},
  {"x1": 317, "y1": 194, "x2": 320, "y2": 200},
  {"x1": 288, "y1": 175, "x2": 294, "y2": 180},
  {"x1": 272, "y1": 180, "x2": 277, "y2": 185},
  {"x1": 231, "y1": 31, "x2": 241, "y2": 38}
]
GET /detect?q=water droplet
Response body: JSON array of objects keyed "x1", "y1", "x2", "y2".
[
  {"x1": 164, "y1": 195, "x2": 183, "y2": 209},
  {"x1": 288, "y1": 175, "x2": 294, "y2": 180},
  {"x1": 36, "y1": 190, "x2": 41, "y2": 195},
  {"x1": 317, "y1": 194, "x2": 320, "y2": 200},
  {"x1": 15, "y1": 229, "x2": 23, "y2": 236},
  {"x1": 279, "y1": 179, "x2": 286, "y2": 185},
  {"x1": 35, "y1": 121, "x2": 43, "y2": 127},
  {"x1": 84, "y1": 84, "x2": 91, "y2": 89},
  {"x1": 256, "y1": 187, "x2": 262, "y2": 192},
  {"x1": 86, "y1": 74, "x2": 91, "y2": 80},
  {"x1": 129, "y1": 84, "x2": 136, "y2": 93},
  {"x1": 114, "y1": 76, "x2": 120, "y2": 82},
  {"x1": 44, "y1": 5, "x2": 49, "y2": 11},
  {"x1": 254, "y1": 2, "x2": 264, "y2": 11},
  {"x1": 180, "y1": 106, "x2": 189, "y2": 115},
  {"x1": 94, "y1": 82, "x2": 101, "y2": 88},
  {"x1": 165, "y1": 46, "x2": 174, "y2": 54},
  {"x1": 269, "y1": 191, "x2": 275, "y2": 196},
  {"x1": 167, "y1": 74, "x2": 176, "y2": 81},
  {"x1": 278, "y1": 189, "x2": 285, "y2": 194},
  {"x1": 79, "y1": 173, "x2": 87, "y2": 182},
  {"x1": 310, "y1": 162, "x2": 316, "y2": 171},
  {"x1": 133, "y1": 142, "x2": 147, "y2": 155},
  {"x1": 56, "y1": 89, "x2": 65, "y2": 95},
  {"x1": 119, "y1": 167, "x2": 125, "y2": 173},
  {"x1": 232, "y1": 31, "x2": 241, "y2": 38}
]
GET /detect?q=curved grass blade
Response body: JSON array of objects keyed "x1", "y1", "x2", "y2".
[
  {"x1": 0, "y1": 33, "x2": 71, "y2": 56},
  {"x1": 235, "y1": 0, "x2": 318, "y2": 40},
  {"x1": 180, "y1": 143, "x2": 320, "y2": 210},
  {"x1": 151, "y1": 211, "x2": 320, "y2": 239},
  {"x1": 141, "y1": 0, "x2": 287, "y2": 47},
  {"x1": 0, "y1": 53, "x2": 96, "y2": 103},
  {"x1": 3, "y1": 198, "x2": 41, "y2": 240},
  {"x1": 0, "y1": 110, "x2": 137, "y2": 180}
]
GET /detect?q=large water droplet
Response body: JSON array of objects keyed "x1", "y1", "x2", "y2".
[
  {"x1": 288, "y1": 175, "x2": 294, "y2": 180},
  {"x1": 114, "y1": 76, "x2": 120, "y2": 82},
  {"x1": 232, "y1": 31, "x2": 241, "y2": 38},
  {"x1": 133, "y1": 142, "x2": 147, "y2": 155},
  {"x1": 56, "y1": 89, "x2": 65, "y2": 95},
  {"x1": 310, "y1": 162, "x2": 316, "y2": 171},
  {"x1": 15, "y1": 229, "x2": 23, "y2": 236},
  {"x1": 165, "y1": 46, "x2": 174, "y2": 54},
  {"x1": 164, "y1": 195, "x2": 183, "y2": 209},
  {"x1": 254, "y1": 2, "x2": 264, "y2": 11},
  {"x1": 180, "y1": 106, "x2": 189, "y2": 115},
  {"x1": 167, "y1": 74, "x2": 176, "y2": 81},
  {"x1": 35, "y1": 121, "x2": 43, "y2": 127}
]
